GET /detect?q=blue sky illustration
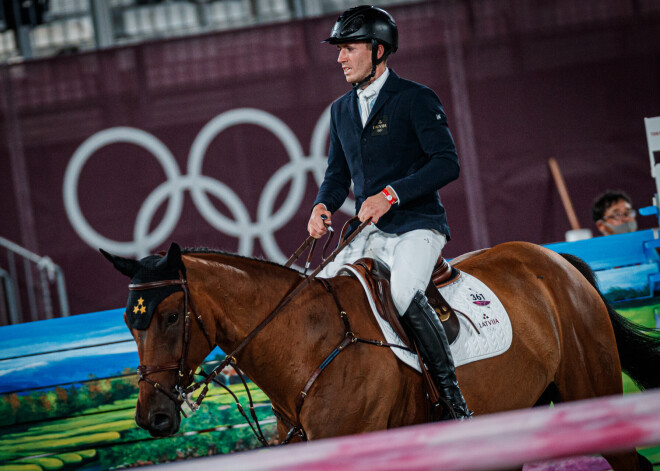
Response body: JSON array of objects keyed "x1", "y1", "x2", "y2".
[{"x1": 0, "y1": 308, "x2": 223, "y2": 394}]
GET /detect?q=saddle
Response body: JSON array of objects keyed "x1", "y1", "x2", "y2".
[{"x1": 345, "y1": 257, "x2": 461, "y2": 347}]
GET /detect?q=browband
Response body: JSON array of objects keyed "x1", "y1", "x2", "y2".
[{"x1": 129, "y1": 279, "x2": 186, "y2": 290}]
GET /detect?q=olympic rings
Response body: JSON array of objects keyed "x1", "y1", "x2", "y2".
[{"x1": 63, "y1": 106, "x2": 353, "y2": 262}]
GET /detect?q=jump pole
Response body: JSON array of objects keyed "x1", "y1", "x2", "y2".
[{"x1": 158, "y1": 389, "x2": 660, "y2": 471}]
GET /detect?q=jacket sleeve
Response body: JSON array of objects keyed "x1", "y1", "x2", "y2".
[
  {"x1": 388, "y1": 86, "x2": 459, "y2": 204},
  {"x1": 313, "y1": 104, "x2": 352, "y2": 212}
]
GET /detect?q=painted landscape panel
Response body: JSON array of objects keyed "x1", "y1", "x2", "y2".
[{"x1": 0, "y1": 309, "x2": 277, "y2": 470}]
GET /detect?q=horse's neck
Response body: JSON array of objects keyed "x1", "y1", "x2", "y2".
[
  {"x1": 186, "y1": 253, "x2": 299, "y2": 345},
  {"x1": 185, "y1": 253, "x2": 337, "y2": 408}
]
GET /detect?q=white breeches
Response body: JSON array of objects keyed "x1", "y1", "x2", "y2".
[{"x1": 318, "y1": 224, "x2": 447, "y2": 315}]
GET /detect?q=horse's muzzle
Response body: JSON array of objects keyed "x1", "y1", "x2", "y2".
[
  {"x1": 145, "y1": 408, "x2": 180, "y2": 437},
  {"x1": 135, "y1": 397, "x2": 181, "y2": 437}
]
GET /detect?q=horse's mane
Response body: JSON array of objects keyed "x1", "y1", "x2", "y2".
[{"x1": 181, "y1": 247, "x2": 302, "y2": 275}]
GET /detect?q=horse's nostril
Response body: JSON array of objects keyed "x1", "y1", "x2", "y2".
[{"x1": 151, "y1": 412, "x2": 172, "y2": 430}]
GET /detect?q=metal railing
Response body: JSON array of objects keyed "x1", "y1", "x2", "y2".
[
  {"x1": 3, "y1": 0, "x2": 659, "y2": 63},
  {"x1": 0, "y1": 236, "x2": 69, "y2": 325},
  {"x1": 0, "y1": 0, "x2": 422, "y2": 62}
]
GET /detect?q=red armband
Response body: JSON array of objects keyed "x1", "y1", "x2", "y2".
[{"x1": 382, "y1": 188, "x2": 397, "y2": 206}]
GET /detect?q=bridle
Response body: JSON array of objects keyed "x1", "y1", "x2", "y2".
[
  {"x1": 129, "y1": 217, "x2": 410, "y2": 445},
  {"x1": 130, "y1": 268, "x2": 275, "y2": 445},
  {"x1": 130, "y1": 273, "x2": 213, "y2": 413}
]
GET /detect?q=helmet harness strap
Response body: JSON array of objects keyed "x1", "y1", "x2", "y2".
[{"x1": 353, "y1": 39, "x2": 381, "y2": 90}]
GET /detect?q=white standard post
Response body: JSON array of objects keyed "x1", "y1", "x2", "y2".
[{"x1": 644, "y1": 117, "x2": 660, "y2": 212}]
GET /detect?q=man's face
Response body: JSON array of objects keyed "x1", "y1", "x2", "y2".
[
  {"x1": 337, "y1": 42, "x2": 372, "y2": 85},
  {"x1": 597, "y1": 198, "x2": 637, "y2": 235}
]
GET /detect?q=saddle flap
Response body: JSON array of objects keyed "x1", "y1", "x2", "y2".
[
  {"x1": 350, "y1": 259, "x2": 412, "y2": 347},
  {"x1": 347, "y1": 257, "x2": 460, "y2": 346}
]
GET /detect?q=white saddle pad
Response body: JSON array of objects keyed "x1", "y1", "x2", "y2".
[{"x1": 338, "y1": 266, "x2": 513, "y2": 372}]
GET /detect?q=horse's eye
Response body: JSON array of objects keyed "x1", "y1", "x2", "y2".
[{"x1": 167, "y1": 313, "x2": 179, "y2": 325}]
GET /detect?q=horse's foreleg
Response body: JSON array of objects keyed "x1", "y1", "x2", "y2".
[{"x1": 275, "y1": 418, "x2": 304, "y2": 445}]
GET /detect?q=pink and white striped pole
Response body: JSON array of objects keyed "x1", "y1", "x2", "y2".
[{"x1": 160, "y1": 389, "x2": 660, "y2": 471}]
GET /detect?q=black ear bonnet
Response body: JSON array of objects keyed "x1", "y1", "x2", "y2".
[{"x1": 101, "y1": 243, "x2": 185, "y2": 330}]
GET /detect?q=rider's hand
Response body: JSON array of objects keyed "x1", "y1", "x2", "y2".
[
  {"x1": 358, "y1": 191, "x2": 392, "y2": 224},
  {"x1": 308, "y1": 204, "x2": 332, "y2": 239}
]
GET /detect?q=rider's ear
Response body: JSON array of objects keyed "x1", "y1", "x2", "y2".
[
  {"x1": 100, "y1": 248, "x2": 140, "y2": 278},
  {"x1": 162, "y1": 242, "x2": 182, "y2": 271}
]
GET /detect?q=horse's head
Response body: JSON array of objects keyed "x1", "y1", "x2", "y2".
[{"x1": 101, "y1": 243, "x2": 214, "y2": 437}]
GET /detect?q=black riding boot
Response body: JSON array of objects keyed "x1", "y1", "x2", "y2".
[{"x1": 402, "y1": 291, "x2": 473, "y2": 420}]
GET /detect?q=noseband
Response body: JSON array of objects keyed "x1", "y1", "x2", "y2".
[{"x1": 129, "y1": 271, "x2": 214, "y2": 415}]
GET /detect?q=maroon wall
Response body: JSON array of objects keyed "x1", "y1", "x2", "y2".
[{"x1": 1, "y1": 1, "x2": 659, "y2": 322}]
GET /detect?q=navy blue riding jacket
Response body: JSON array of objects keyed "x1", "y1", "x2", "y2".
[{"x1": 313, "y1": 70, "x2": 460, "y2": 239}]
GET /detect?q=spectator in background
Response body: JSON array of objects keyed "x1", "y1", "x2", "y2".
[{"x1": 592, "y1": 190, "x2": 637, "y2": 236}]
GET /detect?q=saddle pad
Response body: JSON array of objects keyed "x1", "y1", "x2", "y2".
[{"x1": 339, "y1": 266, "x2": 513, "y2": 372}]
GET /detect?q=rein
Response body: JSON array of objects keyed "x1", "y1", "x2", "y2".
[{"x1": 130, "y1": 216, "x2": 372, "y2": 444}]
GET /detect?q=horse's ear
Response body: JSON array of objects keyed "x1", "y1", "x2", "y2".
[
  {"x1": 162, "y1": 242, "x2": 182, "y2": 271},
  {"x1": 100, "y1": 248, "x2": 140, "y2": 278}
]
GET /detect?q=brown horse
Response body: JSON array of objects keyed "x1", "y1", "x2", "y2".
[{"x1": 102, "y1": 241, "x2": 660, "y2": 470}]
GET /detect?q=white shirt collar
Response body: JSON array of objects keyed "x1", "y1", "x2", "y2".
[{"x1": 357, "y1": 68, "x2": 390, "y2": 100}]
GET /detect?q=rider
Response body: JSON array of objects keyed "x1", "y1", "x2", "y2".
[{"x1": 307, "y1": 5, "x2": 472, "y2": 420}]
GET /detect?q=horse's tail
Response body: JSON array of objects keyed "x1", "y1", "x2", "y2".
[{"x1": 560, "y1": 252, "x2": 660, "y2": 391}]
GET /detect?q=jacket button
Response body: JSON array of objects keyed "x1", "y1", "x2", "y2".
[{"x1": 362, "y1": 138, "x2": 367, "y2": 143}]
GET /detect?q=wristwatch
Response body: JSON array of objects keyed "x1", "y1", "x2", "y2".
[{"x1": 382, "y1": 188, "x2": 396, "y2": 205}]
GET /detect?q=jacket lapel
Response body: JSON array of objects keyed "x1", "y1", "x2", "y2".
[
  {"x1": 349, "y1": 88, "x2": 362, "y2": 129},
  {"x1": 363, "y1": 69, "x2": 400, "y2": 131}
]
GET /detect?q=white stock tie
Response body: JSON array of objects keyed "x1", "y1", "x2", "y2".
[{"x1": 358, "y1": 88, "x2": 377, "y2": 127}]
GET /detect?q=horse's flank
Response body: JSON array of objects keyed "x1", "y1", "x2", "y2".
[{"x1": 454, "y1": 242, "x2": 621, "y2": 409}]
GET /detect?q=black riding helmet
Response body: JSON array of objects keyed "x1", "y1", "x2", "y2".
[{"x1": 323, "y1": 5, "x2": 398, "y2": 89}]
